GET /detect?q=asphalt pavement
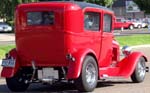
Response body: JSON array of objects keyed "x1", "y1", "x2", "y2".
[
  {"x1": 114, "y1": 28, "x2": 150, "y2": 36},
  {"x1": 0, "y1": 33, "x2": 15, "y2": 45}
]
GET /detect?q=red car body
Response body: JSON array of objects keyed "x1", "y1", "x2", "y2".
[
  {"x1": 1, "y1": 1, "x2": 148, "y2": 92},
  {"x1": 114, "y1": 18, "x2": 134, "y2": 30}
]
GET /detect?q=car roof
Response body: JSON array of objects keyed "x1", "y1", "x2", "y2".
[
  {"x1": 72, "y1": 1, "x2": 113, "y2": 12},
  {"x1": 19, "y1": 1, "x2": 113, "y2": 13}
]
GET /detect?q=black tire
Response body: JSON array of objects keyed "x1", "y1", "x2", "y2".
[
  {"x1": 6, "y1": 70, "x2": 30, "y2": 92},
  {"x1": 129, "y1": 25, "x2": 134, "y2": 30},
  {"x1": 74, "y1": 56, "x2": 98, "y2": 92},
  {"x1": 131, "y1": 57, "x2": 146, "y2": 83}
]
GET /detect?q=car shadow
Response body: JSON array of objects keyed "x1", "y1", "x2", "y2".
[
  {"x1": 0, "y1": 80, "x2": 134, "y2": 93},
  {"x1": 27, "y1": 83, "x2": 80, "y2": 93},
  {"x1": 0, "y1": 84, "x2": 10, "y2": 92},
  {"x1": 96, "y1": 80, "x2": 133, "y2": 88}
]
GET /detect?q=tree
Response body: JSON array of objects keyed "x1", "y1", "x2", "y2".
[
  {"x1": 0, "y1": 0, "x2": 38, "y2": 22},
  {"x1": 0, "y1": 0, "x2": 115, "y2": 22},
  {"x1": 133, "y1": 0, "x2": 150, "y2": 13},
  {"x1": 39, "y1": 0, "x2": 116, "y2": 7},
  {"x1": 85, "y1": 0, "x2": 116, "y2": 7},
  {"x1": 0, "y1": 0, "x2": 12, "y2": 21}
]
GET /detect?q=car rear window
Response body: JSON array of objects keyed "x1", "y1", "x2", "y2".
[{"x1": 27, "y1": 11, "x2": 54, "y2": 25}]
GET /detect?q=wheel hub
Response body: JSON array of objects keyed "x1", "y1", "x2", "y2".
[
  {"x1": 85, "y1": 63, "x2": 96, "y2": 86},
  {"x1": 137, "y1": 61, "x2": 146, "y2": 78}
]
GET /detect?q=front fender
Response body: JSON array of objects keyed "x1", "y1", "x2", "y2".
[
  {"x1": 66, "y1": 48, "x2": 97, "y2": 79},
  {"x1": 1, "y1": 48, "x2": 20, "y2": 78},
  {"x1": 117, "y1": 52, "x2": 147, "y2": 78}
]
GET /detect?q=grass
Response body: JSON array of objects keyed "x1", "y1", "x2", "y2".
[
  {"x1": 115, "y1": 34, "x2": 150, "y2": 46},
  {"x1": 0, "y1": 45, "x2": 15, "y2": 59}
]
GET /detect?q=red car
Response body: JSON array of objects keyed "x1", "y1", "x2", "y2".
[
  {"x1": 1, "y1": 1, "x2": 149, "y2": 92},
  {"x1": 114, "y1": 18, "x2": 134, "y2": 30}
]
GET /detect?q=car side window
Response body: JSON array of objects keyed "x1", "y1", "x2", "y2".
[
  {"x1": 103, "y1": 14, "x2": 112, "y2": 32},
  {"x1": 116, "y1": 19, "x2": 121, "y2": 22},
  {"x1": 84, "y1": 12, "x2": 100, "y2": 31}
]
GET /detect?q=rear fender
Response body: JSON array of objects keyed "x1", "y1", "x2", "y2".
[
  {"x1": 1, "y1": 48, "x2": 20, "y2": 78},
  {"x1": 66, "y1": 49, "x2": 97, "y2": 79},
  {"x1": 117, "y1": 52, "x2": 147, "y2": 78}
]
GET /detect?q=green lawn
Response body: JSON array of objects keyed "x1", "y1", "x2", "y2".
[
  {"x1": 0, "y1": 45, "x2": 15, "y2": 59},
  {"x1": 115, "y1": 34, "x2": 150, "y2": 46}
]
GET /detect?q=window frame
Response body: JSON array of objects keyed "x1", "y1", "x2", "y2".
[
  {"x1": 26, "y1": 11, "x2": 55, "y2": 26},
  {"x1": 103, "y1": 14, "x2": 112, "y2": 33},
  {"x1": 84, "y1": 11, "x2": 100, "y2": 32}
]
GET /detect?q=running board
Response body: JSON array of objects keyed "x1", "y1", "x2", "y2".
[{"x1": 101, "y1": 74, "x2": 124, "y2": 80}]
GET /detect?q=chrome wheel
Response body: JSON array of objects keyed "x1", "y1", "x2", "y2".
[
  {"x1": 131, "y1": 57, "x2": 146, "y2": 83},
  {"x1": 137, "y1": 59, "x2": 146, "y2": 79},
  {"x1": 74, "y1": 56, "x2": 98, "y2": 92},
  {"x1": 85, "y1": 63, "x2": 96, "y2": 86}
]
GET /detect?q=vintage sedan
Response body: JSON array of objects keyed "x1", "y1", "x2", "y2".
[{"x1": 1, "y1": 1, "x2": 149, "y2": 92}]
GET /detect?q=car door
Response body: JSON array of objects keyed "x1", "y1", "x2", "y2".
[
  {"x1": 99, "y1": 13, "x2": 113, "y2": 67},
  {"x1": 83, "y1": 8, "x2": 102, "y2": 60}
]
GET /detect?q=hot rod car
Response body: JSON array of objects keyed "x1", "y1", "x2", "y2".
[{"x1": 1, "y1": 1, "x2": 149, "y2": 92}]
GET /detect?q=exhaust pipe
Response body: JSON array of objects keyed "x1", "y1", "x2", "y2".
[
  {"x1": 146, "y1": 67, "x2": 149, "y2": 72},
  {"x1": 30, "y1": 61, "x2": 37, "y2": 82}
]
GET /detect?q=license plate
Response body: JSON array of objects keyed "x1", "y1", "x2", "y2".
[
  {"x1": 1, "y1": 59, "x2": 15, "y2": 68},
  {"x1": 42, "y1": 68, "x2": 58, "y2": 79}
]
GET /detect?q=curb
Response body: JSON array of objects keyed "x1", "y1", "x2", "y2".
[
  {"x1": 130, "y1": 44, "x2": 150, "y2": 49},
  {"x1": 120, "y1": 44, "x2": 150, "y2": 50}
]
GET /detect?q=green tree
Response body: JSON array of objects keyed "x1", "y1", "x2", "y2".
[
  {"x1": 0, "y1": 0, "x2": 12, "y2": 21},
  {"x1": 133, "y1": 0, "x2": 150, "y2": 13},
  {"x1": 0, "y1": 0, "x2": 115, "y2": 22},
  {"x1": 39, "y1": 0, "x2": 116, "y2": 7},
  {"x1": 85, "y1": 0, "x2": 116, "y2": 7},
  {"x1": 0, "y1": 0, "x2": 38, "y2": 22}
]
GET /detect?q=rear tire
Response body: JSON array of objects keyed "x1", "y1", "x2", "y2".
[
  {"x1": 74, "y1": 56, "x2": 98, "y2": 92},
  {"x1": 6, "y1": 70, "x2": 30, "y2": 92},
  {"x1": 131, "y1": 57, "x2": 146, "y2": 83}
]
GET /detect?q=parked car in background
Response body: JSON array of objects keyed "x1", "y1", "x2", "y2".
[
  {"x1": 131, "y1": 20, "x2": 147, "y2": 29},
  {"x1": 114, "y1": 17, "x2": 134, "y2": 30},
  {"x1": 127, "y1": 18, "x2": 148, "y2": 28},
  {"x1": 0, "y1": 22, "x2": 12, "y2": 32}
]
